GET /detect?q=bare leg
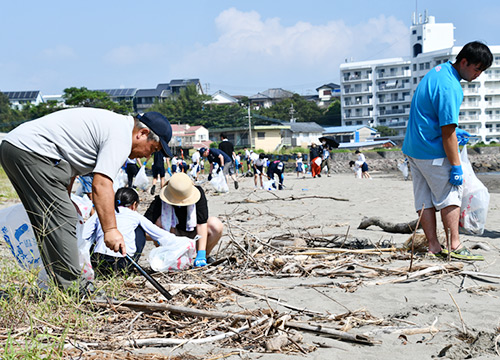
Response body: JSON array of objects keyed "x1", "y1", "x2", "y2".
[
  {"x1": 206, "y1": 217, "x2": 223, "y2": 255},
  {"x1": 440, "y1": 205, "x2": 461, "y2": 250},
  {"x1": 418, "y1": 207, "x2": 442, "y2": 254}
]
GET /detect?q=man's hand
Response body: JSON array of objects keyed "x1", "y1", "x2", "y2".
[
  {"x1": 450, "y1": 165, "x2": 463, "y2": 186},
  {"x1": 217, "y1": 166, "x2": 223, "y2": 174},
  {"x1": 208, "y1": 173, "x2": 213, "y2": 181},
  {"x1": 456, "y1": 128, "x2": 471, "y2": 146},
  {"x1": 103, "y1": 228, "x2": 126, "y2": 256}
]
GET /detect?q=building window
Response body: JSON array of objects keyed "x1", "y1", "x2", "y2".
[
  {"x1": 412, "y1": 30, "x2": 416, "y2": 34},
  {"x1": 419, "y1": 63, "x2": 425, "y2": 71},
  {"x1": 413, "y1": 78, "x2": 417, "y2": 84},
  {"x1": 417, "y1": 36, "x2": 422, "y2": 40},
  {"x1": 257, "y1": 132, "x2": 265, "y2": 140},
  {"x1": 346, "y1": 121, "x2": 352, "y2": 125},
  {"x1": 425, "y1": 62, "x2": 430, "y2": 69},
  {"x1": 413, "y1": 64, "x2": 417, "y2": 71}
]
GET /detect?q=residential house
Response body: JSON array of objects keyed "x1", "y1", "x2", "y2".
[
  {"x1": 134, "y1": 79, "x2": 203, "y2": 112},
  {"x1": 248, "y1": 88, "x2": 294, "y2": 109},
  {"x1": 96, "y1": 88, "x2": 137, "y2": 103},
  {"x1": 205, "y1": 90, "x2": 239, "y2": 105},
  {"x1": 171, "y1": 124, "x2": 210, "y2": 150},
  {"x1": 280, "y1": 121, "x2": 325, "y2": 147},
  {"x1": 316, "y1": 83, "x2": 341, "y2": 108},
  {"x1": 210, "y1": 124, "x2": 290, "y2": 152},
  {"x1": 3, "y1": 91, "x2": 44, "y2": 109},
  {"x1": 323, "y1": 125, "x2": 379, "y2": 144}
]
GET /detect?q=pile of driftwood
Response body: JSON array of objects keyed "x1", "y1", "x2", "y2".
[{"x1": 49, "y1": 210, "x2": 500, "y2": 359}]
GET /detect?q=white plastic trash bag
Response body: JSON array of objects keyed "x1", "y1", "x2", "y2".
[
  {"x1": 314, "y1": 157, "x2": 322, "y2": 166},
  {"x1": 148, "y1": 236, "x2": 197, "y2": 271},
  {"x1": 0, "y1": 204, "x2": 48, "y2": 283},
  {"x1": 263, "y1": 179, "x2": 276, "y2": 191},
  {"x1": 113, "y1": 167, "x2": 128, "y2": 192},
  {"x1": 133, "y1": 166, "x2": 149, "y2": 190},
  {"x1": 76, "y1": 213, "x2": 94, "y2": 282},
  {"x1": 71, "y1": 193, "x2": 93, "y2": 220},
  {"x1": 210, "y1": 171, "x2": 229, "y2": 193},
  {"x1": 459, "y1": 145, "x2": 490, "y2": 235},
  {"x1": 398, "y1": 161, "x2": 409, "y2": 179}
]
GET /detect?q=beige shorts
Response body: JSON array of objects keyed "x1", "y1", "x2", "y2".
[{"x1": 408, "y1": 156, "x2": 463, "y2": 212}]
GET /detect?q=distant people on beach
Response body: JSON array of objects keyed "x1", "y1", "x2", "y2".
[
  {"x1": 355, "y1": 150, "x2": 371, "y2": 179},
  {"x1": 296, "y1": 152, "x2": 306, "y2": 178},
  {"x1": 251, "y1": 152, "x2": 267, "y2": 189},
  {"x1": 309, "y1": 143, "x2": 321, "y2": 178},
  {"x1": 267, "y1": 159, "x2": 285, "y2": 190},
  {"x1": 320, "y1": 140, "x2": 332, "y2": 177}
]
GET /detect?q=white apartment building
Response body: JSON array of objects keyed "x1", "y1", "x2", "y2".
[{"x1": 340, "y1": 11, "x2": 500, "y2": 144}]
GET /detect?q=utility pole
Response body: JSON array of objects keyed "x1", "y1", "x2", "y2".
[
  {"x1": 248, "y1": 105, "x2": 253, "y2": 149},
  {"x1": 289, "y1": 104, "x2": 297, "y2": 123}
]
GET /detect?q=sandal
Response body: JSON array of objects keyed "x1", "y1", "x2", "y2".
[
  {"x1": 441, "y1": 247, "x2": 485, "y2": 261},
  {"x1": 427, "y1": 251, "x2": 446, "y2": 259}
]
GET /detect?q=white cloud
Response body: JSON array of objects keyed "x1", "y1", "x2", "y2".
[{"x1": 170, "y1": 8, "x2": 409, "y2": 91}]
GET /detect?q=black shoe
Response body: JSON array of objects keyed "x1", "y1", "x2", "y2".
[
  {"x1": 150, "y1": 185, "x2": 156, "y2": 195},
  {"x1": 234, "y1": 181, "x2": 239, "y2": 189},
  {"x1": 317, "y1": 174, "x2": 321, "y2": 178}
]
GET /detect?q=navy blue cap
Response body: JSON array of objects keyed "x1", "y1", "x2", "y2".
[
  {"x1": 137, "y1": 112, "x2": 173, "y2": 157},
  {"x1": 199, "y1": 147, "x2": 208, "y2": 155}
]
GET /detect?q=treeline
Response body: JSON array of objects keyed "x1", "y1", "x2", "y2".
[{"x1": 0, "y1": 85, "x2": 341, "y2": 132}]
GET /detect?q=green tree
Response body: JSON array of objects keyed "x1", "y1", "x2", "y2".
[
  {"x1": 63, "y1": 87, "x2": 133, "y2": 114},
  {"x1": 19, "y1": 101, "x2": 64, "y2": 120},
  {"x1": 0, "y1": 92, "x2": 23, "y2": 132},
  {"x1": 258, "y1": 93, "x2": 323, "y2": 124},
  {"x1": 375, "y1": 125, "x2": 397, "y2": 137},
  {"x1": 148, "y1": 84, "x2": 248, "y2": 128}
]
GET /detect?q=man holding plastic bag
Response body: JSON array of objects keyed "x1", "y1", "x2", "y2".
[
  {"x1": 402, "y1": 41, "x2": 492, "y2": 261},
  {"x1": 0, "y1": 109, "x2": 173, "y2": 294},
  {"x1": 199, "y1": 147, "x2": 231, "y2": 192}
]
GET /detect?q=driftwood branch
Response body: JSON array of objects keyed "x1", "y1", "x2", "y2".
[
  {"x1": 120, "y1": 317, "x2": 268, "y2": 347},
  {"x1": 284, "y1": 321, "x2": 378, "y2": 345},
  {"x1": 226, "y1": 195, "x2": 349, "y2": 205},
  {"x1": 358, "y1": 217, "x2": 420, "y2": 234},
  {"x1": 91, "y1": 299, "x2": 255, "y2": 321}
]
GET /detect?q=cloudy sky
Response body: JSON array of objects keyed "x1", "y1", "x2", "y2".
[{"x1": 2, "y1": 0, "x2": 499, "y2": 96}]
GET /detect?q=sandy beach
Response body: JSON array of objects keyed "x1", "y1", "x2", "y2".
[
  {"x1": 129, "y1": 170, "x2": 500, "y2": 359},
  {"x1": 1, "y1": 169, "x2": 499, "y2": 359}
]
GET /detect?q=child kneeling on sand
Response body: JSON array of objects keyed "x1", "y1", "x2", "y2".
[{"x1": 82, "y1": 187, "x2": 177, "y2": 275}]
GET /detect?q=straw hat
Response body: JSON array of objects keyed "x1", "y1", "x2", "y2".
[{"x1": 160, "y1": 173, "x2": 201, "y2": 206}]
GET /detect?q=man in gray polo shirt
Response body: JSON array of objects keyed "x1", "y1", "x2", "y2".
[{"x1": 0, "y1": 108, "x2": 172, "y2": 294}]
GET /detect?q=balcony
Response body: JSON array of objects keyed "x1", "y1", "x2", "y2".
[
  {"x1": 343, "y1": 74, "x2": 371, "y2": 82},
  {"x1": 484, "y1": 101, "x2": 500, "y2": 107},
  {"x1": 484, "y1": 86, "x2": 500, "y2": 94},
  {"x1": 343, "y1": 87, "x2": 372, "y2": 95},
  {"x1": 377, "y1": 83, "x2": 411, "y2": 92},
  {"x1": 379, "y1": 108, "x2": 409, "y2": 116},
  {"x1": 344, "y1": 100, "x2": 373, "y2": 107},
  {"x1": 378, "y1": 96, "x2": 411, "y2": 104},
  {"x1": 377, "y1": 70, "x2": 411, "y2": 79},
  {"x1": 462, "y1": 87, "x2": 479, "y2": 94},
  {"x1": 459, "y1": 115, "x2": 480, "y2": 121},
  {"x1": 461, "y1": 100, "x2": 480, "y2": 108},
  {"x1": 344, "y1": 111, "x2": 372, "y2": 119}
]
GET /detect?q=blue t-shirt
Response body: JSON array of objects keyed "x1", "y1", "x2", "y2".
[{"x1": 402, "y1": 61, "x2": 463, "y2": 159}]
